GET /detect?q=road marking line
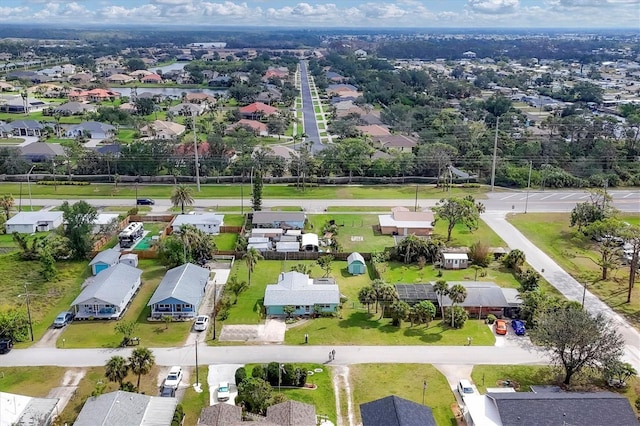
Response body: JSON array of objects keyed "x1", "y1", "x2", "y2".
[
  {"x1": 500, "y1": 194, "x2": 518, "y2": 200},
  {"x1": 623, "y1": 193, "x2": 634, "y2": 198},
  {"x1": 579, "y1": 195, "x2": 590, "y2": 199},
  {"x1": 560, "y1": 194, "x2": 575, "y2": 199},
  {"x1": 540, "y1": 194, "x2": 555, "y2": 200}
]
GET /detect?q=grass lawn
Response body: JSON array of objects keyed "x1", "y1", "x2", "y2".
[
  {"x1": 0, "y1": 366, "x2": 67, "y2": 397},
  {"x1": 222, "y1": 214, "x2": 245, "y2": 226},
  {"x1": 433, "y1": 218, "x2": 506, "y2": 248},
  {"x1": 508, "y1": 212, "x2": 640, "y2": 328},
  {"x1": 0, "y1": 182, "x2": 489, "y2": 200},
  {"x1": 306, "y1": 214, "x2": 395, "y2": 252},
  {"x1": 58, "y1": 259, "x2": 191, "y2": 348},
  {"x1": 327, "y1": 206, "x2": 399, "y2": 212},
  {"x1": 181, "y1": 365, "x2": 210, "y2": 426},
  {"x1": 350, "y1": 364, "x2": 456, "y2": 425},
  {"x1": 245, "y1": 363, "x2": 336, "y2": 423},
  {"x1": 213, "y1": 233, "x2": 238, "y2": 251}
]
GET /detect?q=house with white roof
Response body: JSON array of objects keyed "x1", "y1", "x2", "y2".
[
  {"x1": 172, "y1": 213, "x2": 224, "y2": 235},
  {"x1": 378, "y1": 207, "x2": 434, "y2": 236},
  {"x1": 71, "y1": 263, "x2": 143, "y2": 319},
  {"x1": 0, "y1": 392, "x2": 59, "y2": 426},
  {"x1": 5, "y1": 211, "x2": 63, "y2": 234},
  {"x1": 263, "y1": 271, "x2": 340, "y2": 317}
]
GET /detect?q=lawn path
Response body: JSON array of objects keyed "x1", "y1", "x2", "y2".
[{"x1": 332, "y1": 365, "x2": 355, "y2": 426}]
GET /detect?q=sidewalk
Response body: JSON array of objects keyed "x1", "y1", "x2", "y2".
[{"x1": 482, "y1": 211, "x2": 640, "y2": 371}]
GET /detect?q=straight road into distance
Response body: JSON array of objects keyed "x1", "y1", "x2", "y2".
[{"x1": 298, "y1": 60, "x2": 323, "y2": 152}]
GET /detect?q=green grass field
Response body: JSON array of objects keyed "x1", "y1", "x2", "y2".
[
  {"x1": 350, "y1": 364, "x2": 456, "y2": 425},
  {"x1": 508, "y1": 212, "x2": 640, "y2": 328},
  {"x1": 306, "y1": 214, "x2": 395, "y2": 252}
]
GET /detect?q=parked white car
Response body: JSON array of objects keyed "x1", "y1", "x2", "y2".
[
  {"x1": 457, "y1": 379, "x2": 475, "y2": 396},
  {"x1": 193, "y1": 315, "x2": 210, "y2": 332},
  {"x1": 217, "y1": 381, "x2": 230, "y2": 401},
  {"x1": 164, "y1": 366, "x2": 183, "y2": 389}
]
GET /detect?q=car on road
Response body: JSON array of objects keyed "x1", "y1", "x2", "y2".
[
  {"x1": 457, "y1": 379, "x2": 475, "y2": 395},
  {"x1": 511, "y1": 319, "x2": 526, "y2": 336},
  {"x1": 193, "y1": 315, "x2": 210, "y2": 332},
  {"x1": 0, "y1": 337, "x2": 13, "y2": 354},
  {"x1": 136, "y1": 198, "x2": 155, "y2": 205},
  {"x1": 494, "y1": 319, "x2": 508, "y2": 335},
  {"x1": 53, "y1": 311, "x2": 74, "y2": 328},
  {"x1": 217, "y1": 381, "x2": 230, "y2": 402},
  {"x1": 164, "y1": 366, "x2": 183, "y2": 389}
]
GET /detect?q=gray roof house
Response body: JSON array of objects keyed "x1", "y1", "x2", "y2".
[
  {"x1": 10, "y1": 119, "x2": 45, "y2": 136},
  {"x1": 89, "y1": 247, "x2": 122, "y2": 275},
  {"x1": 71, "y1": 263, "x2": 143, "y2": 319},
  {"x1": 52, "y1": 101, "x2": 97, "y2": 116},
  {"x1": 20, "y1": 142, "x2": 65, "y2": 162},
  {"x1": 74, "y1": 390, "x2": 177, "y2": 426},
  {"x1": 198, "y1": 403, "x2": 243, "y2": 426},
  {"x1": 148, "y1": 263, "x2": 210, "y2": 319},
  {"x1": 266, "y1": 400, "x2": 317, "y2": 426},
  {"x1": 360, "y1": 395, "x2": 437, "y2": 426},
  {"x1": 65, "y1": 121, "x2": 116, "y2": 140},
  {"x1": 252, "y1": 211, "x2": 306, "y2": 230},
  {"x1": 264, "y1": 271, "x2": 340, "y2": 317}
]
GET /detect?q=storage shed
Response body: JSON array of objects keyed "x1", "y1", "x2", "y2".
[{"x1": 347, "y1": 252, "x2": 366, "y2": 275}]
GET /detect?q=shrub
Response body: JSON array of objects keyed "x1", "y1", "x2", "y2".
[
  {"x1": 486, "y1": 314, "x2": 497, "y2": 324},
  {"x1": 171, "y1": 404, "x2": 184, "y2": 426},
  {"x1": 445, "y1": 306, "x2": 468, "y2": 329},
  {"x1": 267, "y1": 362, "x2": 281, "y2": 386},
  {"x1": 36, "y1": 180, "x2": 90, "y2": 186},
  {"x1": 235, "y1": 367, "x2": 247, "y2": 385},
  {"x1": 468, "y1": 241, "x2": 492, "y2": 267},
  {"x1": 519, "y1": 269, "x2": 540, "y2": 292},
  {"x1": 252, "y1": 364, "x2": 267, "y2": 380},
  {"x1": 218, "y1": 309, "x2": 229, "y2": 321}
]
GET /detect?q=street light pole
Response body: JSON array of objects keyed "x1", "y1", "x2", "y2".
[
  {"x1": 490, "y1": 116, "x2": 499, "y2": 192},
  {"x1": 422, "y1": 380, "x2": 427, "y2": 405},
  {"x1": 524, "y1": 160, "x2": 532, "y2": 214}
]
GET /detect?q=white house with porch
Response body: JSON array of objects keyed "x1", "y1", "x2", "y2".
[
  {"x1": 71, "y1": 263, "x2": 143, "y2": 319},
  {"x1": 172, "y1": 213, "x2": 224, "y2": 235},
  {"x1": 147, "y1": 263, "x2": 210, "y2": 319},
  {"x1": 5, "y1": 211, "x2": 63, "y2": 234}
]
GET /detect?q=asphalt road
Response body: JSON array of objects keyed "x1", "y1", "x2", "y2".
[{"x1": 298, "y1": 60, "x2": 323, "y2": 152}]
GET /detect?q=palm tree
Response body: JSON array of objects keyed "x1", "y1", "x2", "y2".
[
  {"x1": 358, "y1": 286, "x2": 377, "y2": 314},
  {"x1": 433, "y1": 280, "x2": 448, "y2": 320},
  {"x1": 447, "y1": 284, "x2": 468, "y2": 328},
  {"x1": 227, "y1": 276, "x2": 249, "y2": 304},
  {"x1": 0, "y1": 194, "x2": 14, "y2": 221},
  {"x1": 375, "y1": 283, "x2": 398, "y2": 320},
  {"x1": 105, "y1": 355, "x2": 129, "y2": 389},
  {"x1": 128, "y1": 347, "x2": 155, "y2": 392},
  {"x1": 171, "y1": 184, "x2": 194, "y2": 214},
  {"x1": 243, "y1": 247, "x2": 263, "y2": 287}
]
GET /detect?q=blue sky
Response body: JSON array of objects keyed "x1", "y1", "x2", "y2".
[{"x1": 1, "y1": 0, "x2": 638, "y2": 28}]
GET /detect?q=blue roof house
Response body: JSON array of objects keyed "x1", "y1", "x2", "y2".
[
  {"x1": 147, "y1": 263, "x2": 210, "y2": 319},
  {"x1": 89, "y1": 248, "x2": 121, "y2": 275},
  {"x1": 263, "y1": 271, "x2": 340, "y2": 317}
]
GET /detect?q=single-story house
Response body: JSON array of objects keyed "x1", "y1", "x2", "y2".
[
  {"x1": 119, "y1": 253, "x2": 139, "y2": 268},
  {"x1": 198, "y1": 403, "x2": 243, "y2": 426},
  {"x1": 140, "y1": 120, "x2": 186, "y2": 139},
  {"x1": 301, "y1": 233, "x2": 319, "y2": 252},
  {"x1": 65, "y1": 121, "x2": 116, "y2": 140},
  {"x1": 91, "y1": 213, "x2": 120, "y2": 234},
  {"x1": 374, "y1": 135, "x2": 418, "y2": 152},
  {"x1": 266, "y1": 400, "x2": 317, "y2": 426},
  {"x1": 264, "y1": 271, "x2": 340, "y2": 317},
  {"x1": 252, "y1": 211, "x2": 306, "y2": 230},
  {"x1": 20, "y1": 142, "x2": 65, "y2": 162},
  {"x1": 147, "y1": 263, "x2": 210, "y2": 319},
  {"x1": 463, "y1": 388, "x2": 639, "y2": 426},
  {"x1": 394, "y1": 281, "x2": 522, "y2": 318},
  {"x1": 141, "y1": 73, "x2": 162, "y2": 83},
  {"x1": 0, "y1": 391, "x2": 59, "y2": 426},
  {"x1": 276, "y1": 241, "x2": 300, "y2": 252},
  {"x1": 172, "y1": 213, "x2": 224, "y2": 235},
  {"x1": 360, "y1": 395, "x2": 437, "y2": 426},
  {"x1": 238, "y1": 102, "x2": 278, "y2": 120},
  {"x1": 106, "y1": 73, "x2": 135, "y2": 84},
  {"x1": 251, "y1": 228, "x2": 284, "y2": 239},
  {"x1": 71, "y1": 263, "x2": 143, "y2": 319},
  {"x1": 442, "y1": 253, "x2": 469, "y2": 270},
  {"x1": 51, "y1": 101, "x2": 97, "y2": 116},
  {"x1": 10, "y1": 119, "x2": 44, "y2": 137},
  {"x1": 74, "y1": 391, "x2": 177, "y2": 426},
  {"x1": 347, "y1": 252, "x2": 366, "y2": 275},
  {"x1": 378, "y1": 207, "x2": 434, "y2": 236},
  {"x1": 0, "y1": 96, "x2": 49, "y2": 114},
  {"x1": 169, "y1": 102, "x2": 207, "y2": 116},
  {"x1": 5, "y1": 211, "x2": 63, "y2": 234},
  {"x1": 226, "y1": 119, "x2": 268, "y2": 136},
  {"x1": 89, "y1": 247, "x2": 121, "y2": 276}
]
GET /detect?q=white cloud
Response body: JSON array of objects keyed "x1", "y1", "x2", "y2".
[
  {"x1": 467, "y1": 0, "x2": 519, "y2": 14},
  {"x1": 201, "y1": 1, "x2": 252, "y2": 17},
  {"x1": 151, "y1": 0, "x2": 192, "y2": 4},
  {"x1": 359, "y1": 3, "x2": 408, "y2": 19}
]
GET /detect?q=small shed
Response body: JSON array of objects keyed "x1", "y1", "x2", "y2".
[
  {"x1": 442, "y1": 253, "x2": 469, "y2": 270},
  {"x1": 89, "y1": 248, "x2": 121, "y2": 275},
  {"x1": 301, "y1": 233, "x2": 319, "y2": 252},
  {"x1": 347, "y1": 252, "x2": 366, "y2": 275},
  {"x1": 276, "y1": 241, "x2": 300, "y2": 253},
  {"x1": 119, "y1": 253, "x2": 139, "y2": 268}
]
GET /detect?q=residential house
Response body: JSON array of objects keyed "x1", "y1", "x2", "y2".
[
  {"x1": 185, "y1": 93, "x2": 217, "y2": 104},
  {"x1": 347, "y1": 252, "x2": 366, "y2": 275},
  {"x1": 106, "y1": 73, "x2": 135, "y2": 84},
  {"x1": 119, "y1": 253, "x2": 139, "y2": 268},
  {"x1": 89, "y1": 247, "x2": 121, "y2": 275},
  {"x1": 20, "y1": 142, "x2": 65, "y2": 162},
  {"x1": 265, "y1": 144, "x2": 296, "y2": 160},
  {"x1": 360, "y1": 395, "x2": 436, "y2": 426},
  {"x1": 357, "y1": 124, "x2": 391, "y2": 138},
  {"x1": 169, "y1": 102, "x2": 207, "y2": 116},
  {"x1": 252, "y1": 211, "x2": 306, "y2": 230},
  {"x1": 74, "y1": 391, "x2": 177, "y2": 426},
  {"x1": 51, "y1": 102, "x2": 97, "y2": 116},
  {"x1": 71, "y1": 263, "x2": 143, "y2": 319},
  {"x1": 67, "y1": 72, "x2": 94, "y2": 85},
  {"x1": 0, "y1": 95, "x2": 49, "y2": 114},
  {"x1": 374, "y1": 135, "x2": 418, "y2": 152},
  {"x1": 0, "y1": 81, "x2": 16, "y2": 91},
  {"x1": 198, "y1": 404, "x2": 243, "y2": 426},
  {"x1": 378, "y1": 207, "x2": 434, "y2": 236},
  {"x1": 140, "y1": 120, "x2": 186, "y2": 139},
  {"x1": 238, "y1": 102, "x2": 278, "y2": 120},
  {"x1": 301, "y1": 233, "x2": 319, "y2": 252},
  {"x1": 394, "y1": 281, "x2": 522, "y2": 318},
  {"x1": 226, "y1": 119, "x2": 268, "y2": 136},
  {"x1": 10, "y1": 120, "x2": 44, "y2": 137},
  {"x1": 263, "y1": 68, "x2": 289, "y2": 81},
  {"x1": 442, "y1": 253, "x2": 469, "y2": 270},
  {"x1": 5, "y1": 211, "x2": 63, "y2": 234},
  {"x1": 0, "y1": 122, "x2": 12, "y2": 138},
  {"x1": 0, "y1": 391, "x2": 59, "y2": 426},
  {"x1": 141, "y1": 73, "x2": 162, "y2": 83},
  {"x1": 65, "y1": 121, "x2": 116, "y2": 140},
  {"x1": 326, "y1": 71, "x2": 346, "y2": 82},
  {"x1": 463, "y1": 388, "x2": 639, "y2": 426},
  {"x1": 207, "y1": 75, "x2": 232, "y2": 87},
  {"x1": 147, "y1": 263, "x2": 210, "y2": 319},
  {"x1": 264, "y1": 271, "x2": 340, "y2": 317},
  {"x1": 266, "y1": 401, "x2": 316, "y2": 426},
  {"x1": 129, "y1": 70, "x2": 153, "y2": 79},
  {"x1": 68, "y1": 88, "x2": 121, "y2": 103},
  {"x1": 256, "y1": 87, "x2": 282, "y2": 104},
  {"x1": 172, "y1": 213, "x2": 225, "y2": 235}
]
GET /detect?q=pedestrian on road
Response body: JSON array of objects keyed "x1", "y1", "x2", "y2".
[
  {"x1": 332, "y1": 349, "x2": 336, "y2": 360},
  {"x1": 304, "y1": 334, "x2": 308, "y2": 344},
  {"x1": 329, "y1": 351, "x2": 332, "y2": 362}
]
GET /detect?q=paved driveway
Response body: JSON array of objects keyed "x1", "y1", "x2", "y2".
[{"x1": 207, "y1": 364, "x2": 243, "y2": 405}]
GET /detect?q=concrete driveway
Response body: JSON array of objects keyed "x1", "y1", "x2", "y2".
[{"x1": 207, "y1": 364, "x2": 243, "y2": 406}]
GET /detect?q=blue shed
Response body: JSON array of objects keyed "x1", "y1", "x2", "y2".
[
  {"x1": 89, "y1": 248, "x2": 121, "y2": 276},
  {"x1": 347, "y1": 252, "x2": 366, "y2": 275}
]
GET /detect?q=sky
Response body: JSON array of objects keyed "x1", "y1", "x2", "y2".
[{"x1": 1, "y1": 0, "x2": 639, "y2": 28}]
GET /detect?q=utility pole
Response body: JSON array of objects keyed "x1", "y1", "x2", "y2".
[
  {"x1": 524, "y1": 161, "x2": 532, "y2": 214},
  {"x1": 414, "y1": 184, "x2": 419, "y2": 212},
  {"x1": 27, "y1": 164, "x2": 36, "y2": 212},
  {"x1": 192, "y1": 111, "x2": 201, "y2": 192},
  {"x1": 22, "y1": 283, "x2": 34, "y2": 342},
  {"x1": 490, "y1": 116, "x2": 499, "y2": 191}
]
